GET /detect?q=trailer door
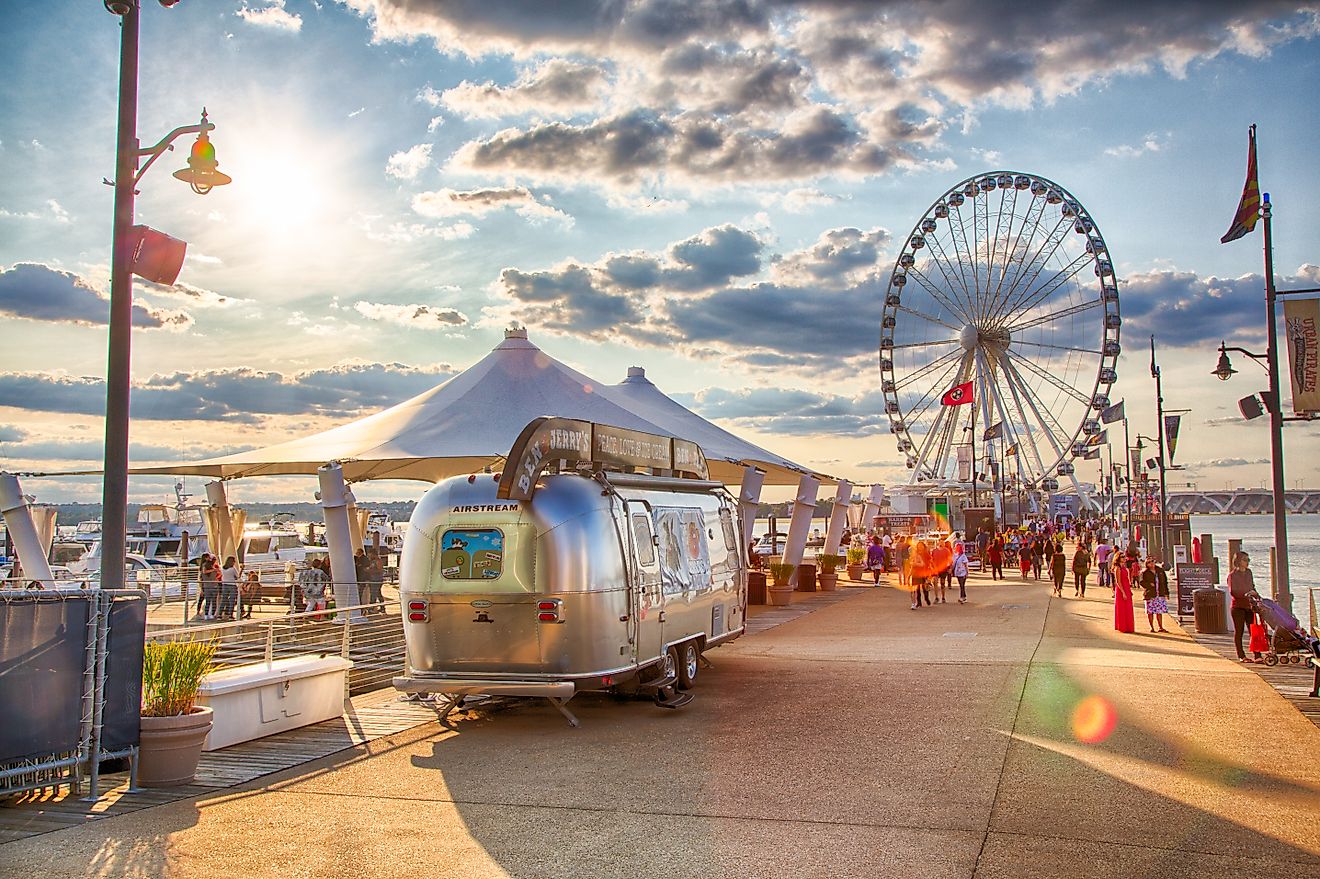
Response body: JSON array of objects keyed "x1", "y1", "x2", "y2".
[{"x1": 626, "y1": 503, "x2": 664, "y2": 666}]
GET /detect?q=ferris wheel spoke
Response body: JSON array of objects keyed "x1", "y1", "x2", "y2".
[
  {"x1": 906, "y1": 265, "x2": 972, "y2": 323},
  {"x1": 997, "y1": 252, "x2": 1094, "y2": 329},
  {"x1": 1007, "y1": 350, "x2": 1091, "y2": 409},
  {"x1": 1002, "y1": 354, "x2": 1075, "y2": 457},
  {"x1": 1004, "y1": 298, "x2": 1100, "y2": 336},
  {"x1": 1010, "y1": 338, "x2": 1101, "y2": 356},
  {"x1": 894, "y1": 347, "x2": 964, "y2": 391},
  {"x1": 947, "y1": 204, "x2": 979, "y2": 313},
  {"x1": 923, "y1": 235, "x2": 976, "y2": 317},
  {"x1": 890, "y1": 337, "x2": 959, "y2": 352},
  {"x1": 993, "y1": 210, "x2": 1073, "y2": 321},
  {"x1": 1001, "y1": 361, "x2": 1051, "y2": 481},
  {"x1": 895, "y1": 304, "x2": 962, "y2": 333},
  {"x1": 911, "y1": 350, "x2": 973, "y2": 482},
  {"x1": 993, "y1": 194, "x2": 1047, "y2": 315},
  {"x1": 902, "y1": 355, "x2": 967, "y2": 426}
]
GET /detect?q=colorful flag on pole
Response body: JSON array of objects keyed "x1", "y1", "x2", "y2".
[
  {"x1": 1130, "y1": 448, "x2": 1142, "y2": 475},
  {"x1": 983, "y1": 421, "x2": 1003, "y2": 441},
  {"x1": 1163, "y1": 415, "x2": 1182, "y2": 463},
  {"x1": 1082, "y1": 448, "x2": 1101, "y2": 460},
  {"x1": 1004, "y1": 443, "x2": 1018, "y2": 457},
  {"x1": 941, "y1": 380, "x2": 974, "y2": 406},
  {"x1": 1100, "y1": 400, "x2": 1125, "y2": 424},
  {"x1": 1221, "y1": 125, "x2": 1260, "y2": 244},
  {"x1": 1086, "y1": 429, "x2": 1108, "y2": 447}
]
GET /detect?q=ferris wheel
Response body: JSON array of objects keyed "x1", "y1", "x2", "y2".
[{"x1": 879, "y1": 171, "x2": 1121, "y2": 494}]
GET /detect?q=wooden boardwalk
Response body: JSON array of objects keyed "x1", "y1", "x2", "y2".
[
  {"x1": 745, "y1": 581, "x2": 868, "y2": 635},
  {"x1": 0, "y1": 688, "x2": 439, "y2": 845},
  {"x1": 1188, "y1": 628, "x2": 1320, "y2": 728}
]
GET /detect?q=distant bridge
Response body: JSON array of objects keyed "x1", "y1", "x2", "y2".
[{"x1": 1089, "y1": 489, "x2": 1320, "y2": 515}]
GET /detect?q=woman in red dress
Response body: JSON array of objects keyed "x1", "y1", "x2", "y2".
[{"x1": 1112, "y1": 555, "x2": 1136, "y2": 633}]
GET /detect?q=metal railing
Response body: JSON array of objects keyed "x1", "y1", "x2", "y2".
[{"x1": 147, "y1": 592, "x2": 406, "y2": 697}]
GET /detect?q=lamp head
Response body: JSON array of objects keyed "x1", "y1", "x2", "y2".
[
  {"x1": 172, "y1": 111, "x2": 231, "y2": 195},
  {"x1": 1213, "y1": 342, "x2": 1237, "y2": 381},
  {"x1": 104, "y1": 1, "x2": 133, "y2": 13}
]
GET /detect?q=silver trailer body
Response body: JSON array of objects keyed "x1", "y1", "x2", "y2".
[{"x1": 393, "y1": 470, "x2": 746, "y2": 707}]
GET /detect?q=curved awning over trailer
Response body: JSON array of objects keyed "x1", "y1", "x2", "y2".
[{"x1": 120, "y1": 329, "x2": 826, "y2": 487}]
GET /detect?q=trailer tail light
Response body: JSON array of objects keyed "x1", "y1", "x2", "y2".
[
  {"x1": 537, "y1": 599, "x2": 562, "y2": 623},
  {"x1": 407, "y1": 600, "x2": 429, "y2": 623}
]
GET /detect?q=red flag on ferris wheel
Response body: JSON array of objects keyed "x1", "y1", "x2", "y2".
[{"x1": 941, "y1": 380, "x2": 974, "y2": 406}]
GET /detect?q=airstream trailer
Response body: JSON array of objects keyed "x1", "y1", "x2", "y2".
[{"x1": 393, "y1": 417, "x2": 748, "y2": 726}]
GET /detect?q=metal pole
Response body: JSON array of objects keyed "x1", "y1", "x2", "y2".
[
  {"x1": 1152, "y1": 337, "x2": 1170, "y2": 565},
  {"x1": 1123, "y1": 417, "x2": 1133, "y2": 552},
  {"x1": 100, "y1": 2, "x2": 140, "y2": 593},
  {"x1": 1262, "y1": 194, "x2": 1292, "y2": 611}
]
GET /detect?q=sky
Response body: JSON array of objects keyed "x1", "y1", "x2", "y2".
[{"x1": 0, "y1": 0, "x2": 1318, "y2": 507}]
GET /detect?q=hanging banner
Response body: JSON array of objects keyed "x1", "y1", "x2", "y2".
[
  {"x1": 956, "y1": 445, "x2": 972, "y2": 482},
  {"x1": 1163, "y1": 415, "x2": 1182, "y2": 464},
  {"x1": 1130, "y1": 448, "x2": 1142, "y2": 477},
  {"x1": 1283, "y1": 297, "x2": 1320, "y2": 415}
]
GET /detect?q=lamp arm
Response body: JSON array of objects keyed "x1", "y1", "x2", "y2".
[
  {"x1": 1221, "y1": 345, "x2": 1270, "y2": 368},
  {"x1": 133, "y1": 120, "x2": 213, "y2": 186}
]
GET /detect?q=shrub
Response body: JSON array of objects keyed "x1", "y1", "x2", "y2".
[
  {"x1": 769, "y1": 563, "x2": 796, "y2": 587},
  {"x1": 142, "y1": 640, "x2": 217, "y2": 717},
  {"x1": 817, "y1": 554, "x2": 842, "y2": 575},
  {"x1": 845, "y1": 546, "x2": 866, "y2": 565}
]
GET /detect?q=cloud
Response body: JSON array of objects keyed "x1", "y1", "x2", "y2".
[
  {"x1": 0, "y1": 363, "x2": 455, "y2": 423},
  {"x1": 0, "y1": 199, "x2": 71, "y2": 224},
  {"x1": 1187, "y1": 457, "x2": 1271, "y2": 467},
  {"x1": 352, "y1": 301, "x2": 468, "y2": 329},
  {"x1": 1118, "y1": 268, "x2": 1290, "y2": 347},
  {"x1": 236, "y1": 1, "x2": 302, "y2": 32},
  {"x1": 441, "y1": 60, "x2": 609, "y2": 119},
  {"x1": 0, "y1": 437, "x2": 255, "y2": 465},
  {"x1": 411, "y1": 186, "x2": 571, "y2": 224},
  {"x1": 761, "y1": 188, "x2": 843, "y2": 213},
  {"x1": 1104, "y1": 132, "x2": 1171, "y2": 158},
  {"x1": 0, "y1": 424, "x2": 27, "y2": 443},
  {"x1": 385, "y1": 143, "x2": 433, "y2": 180},
  {"x1": 453, "y1": 106, "x2": 897, "y2": 185},
  {"x1": 344, "y1": 2, "x2": 1319, "y2": 186},
  {"x1": 0, "y1": 263, "x2": 192, "y2": 330},
  {"x1": 674, "y1": 386, "x2": 890, "y2": 437},
  {"x1": 137, "y1": 279, "x2": 238, "y2": 309},
  {"x1": 489, "y1": 222, "x2": 885, "y2": 370}
]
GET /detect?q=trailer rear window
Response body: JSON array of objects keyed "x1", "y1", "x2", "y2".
[{"x1": 440, "y1": 528, "x2": 504, "y2": 580}]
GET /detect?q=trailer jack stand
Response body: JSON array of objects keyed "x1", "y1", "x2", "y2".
[{"x1": 547, "y1": 697, "x2": 580, "y2": 727}]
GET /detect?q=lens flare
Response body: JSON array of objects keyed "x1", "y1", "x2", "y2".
[{"x1": 1071, "y1": 694, "x2": 1117, "y2": 744}]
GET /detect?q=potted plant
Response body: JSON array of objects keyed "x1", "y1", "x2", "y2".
[
  {"x1": 817, "y1": 554, "x2": 841, "y2": 591},
  {"x1": 137, "y1": 640, "x2": 217, "y2": 787},
  {"x1": 768, "y1": 563, "x2": 795, "y2": 606},
  {"x1": 845, "y1": 546, "x2": 866, "y2": 581}
]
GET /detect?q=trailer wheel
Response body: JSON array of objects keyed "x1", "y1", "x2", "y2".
[{"x1": 676, "y1": 641, "x2": 699, "y2": 690}]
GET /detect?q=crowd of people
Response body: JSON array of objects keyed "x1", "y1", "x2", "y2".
[
  {"x1": 840, "y1": 517, "x2": 1178, "y2": 633},
  {"x1": 191, "y1": 546, "x2": 387, "y2": 621}
]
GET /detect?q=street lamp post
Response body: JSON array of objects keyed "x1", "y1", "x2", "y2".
[{"x1": 101, "y1": 1, "x2": 229, "y2": 591}]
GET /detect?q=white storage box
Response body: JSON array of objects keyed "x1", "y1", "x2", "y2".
[{"x1": 196, "y1": 655, "x2": 354, "y2": 750}]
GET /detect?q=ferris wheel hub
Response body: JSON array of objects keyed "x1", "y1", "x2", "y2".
[{"x1": 959, "y1": 324, "x2": 1011, "y2": 354}]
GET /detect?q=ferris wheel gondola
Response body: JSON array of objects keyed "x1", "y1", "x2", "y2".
[{"x1": 879, "y1": 171, "x2": 1121, "y2": 495}]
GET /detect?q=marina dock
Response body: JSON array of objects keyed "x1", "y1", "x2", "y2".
[{"x1": 3, "y1": 567, "x2": 1317, "y2": 878}]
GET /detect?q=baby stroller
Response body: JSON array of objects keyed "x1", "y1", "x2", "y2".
[{"x1": 1251, "y1": 595, "x2": 1320, "y2": 668}]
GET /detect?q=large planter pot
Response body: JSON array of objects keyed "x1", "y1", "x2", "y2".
[
  {"x1": 138, "y1": 706, "x2": 214, "y2": 787},
  {"x1": 846, "y1": 564, "x2": 864, "y2": 581},
  {"x1": 747, "y1": 571, "x2": 767, "y2": 605},
  {"x1": 767, "y1": 584, "x2": 794, "y2": 606},
  {"x1": 818, "y1": 572, "x2": 838, "y2": 591},
  {"x1": 795, "y1": 563, "x2": 817, "y2": 592}
]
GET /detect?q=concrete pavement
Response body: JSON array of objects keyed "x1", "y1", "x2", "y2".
[{"x1": 3, "y1": 569, "x2": 1318, "y2": 878}]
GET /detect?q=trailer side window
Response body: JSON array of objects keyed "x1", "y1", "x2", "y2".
[
  {"x1": 440, "y1": 528, "x2": 504, "y2": 580},
  {"x1": 632, "y1": 515, "x2": 655, "y2": 566},
  {"x1": 719, "y1": 508, "x2": 738, "y2": 553}
]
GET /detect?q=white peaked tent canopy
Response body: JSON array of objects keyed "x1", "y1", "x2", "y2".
[
  {"x1": 126, "y1": 329, "x2": 821, "y2": 486},
  {"x1": 600, "y1": 367, "x2": 819, "y2": 486}
]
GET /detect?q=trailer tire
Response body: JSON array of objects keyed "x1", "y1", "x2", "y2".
[{"x1": 676, "y1": 641, "x2": 699, "y2": 690}]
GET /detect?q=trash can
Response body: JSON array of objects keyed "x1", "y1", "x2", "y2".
[
  {"x1": 1193, "y1": 588, "x2": 1227, "y2": 634},
  {"x1": 796, "y1": 562, "x2": 817, "y2": 592},
  {"x1": 747, "y1": 571, "x2": 767, "y2": 605}
]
